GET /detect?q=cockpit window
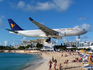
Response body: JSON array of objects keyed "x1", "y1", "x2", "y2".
[{"x1": 83, "y1": 29, "x2": 85, "y2": 31}]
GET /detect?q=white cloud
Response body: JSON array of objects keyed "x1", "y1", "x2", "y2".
[
  {"x1": 73, "y1": 23, "x2": 92, "y2": 31},
  {"x1": 4, "y1": 41, "x2": 8, "y2": 46},
  {"x1": 87, "y1": 38, "x2": 93, "y2": 42},
  {"x1": 35, "y1": 2, "x2": 54, "y2": 10},
  {"x1": 73, "y1": 25, "x2": 79, "y2": 29},
  {"x1": 1, "y1": 15, "x2": 5, "y2": 18},
  {"x1": 13, "y1": 37, "x2": 27, "y2": 43},
  {"x1": 0, "y1": 15, "x2": 5, "y2": 28},
  {"x1": 53, "y1": 0, "x2": 73, "y2": 11},
  {"x1": 68, "y1": 35, "x2": 88, "y2": 42},
  {"x1": 0, "y1": 18, "x2": 4, "y2": 27},
  {"x1": 62, "y1": 37, "x2": 68, "y2": 42},
  {"x1": 11, "y1": 42, "x2": 15, "y2": 46},
  {"x1": 80, "y1": 23, "x2": 92, "y2": 31},
  {"x1": 0, "y1": 0, "x2": 3, "y2": 2},
  {"x1": 78, "y1": 16, "x2": 87, "y2": 21},
  {"x1": 17, "y1": 1, "x2": 25, "y2": 8},
  {"x1": 13, "y1": 0, "x2": 73, "y2": 12},
  {"x1": 0, "y1": 43, "x2": 2, "y2": 45},
  {"x1": 75, "y1": 37, "x2": 81, "y2": 42},
  {"x1": 21, "y1": 37, "x2": 26, "y2": 41},
  {"x1": 80, "y1": 35, "x2": 88, "y2": 39},
  {"x1": 56, "y1": 40, "x2": 58, "y2": 44}
]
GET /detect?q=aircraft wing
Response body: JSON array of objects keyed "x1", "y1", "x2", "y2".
[{"x1": 29, "y1": 17, "x2": 58, "y2": 36}]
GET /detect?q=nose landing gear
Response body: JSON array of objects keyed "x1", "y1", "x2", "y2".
[{"x1": 78, "y1": 35, "x2": 80, "y2": 39}]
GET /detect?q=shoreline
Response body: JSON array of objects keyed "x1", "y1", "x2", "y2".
[
  {"x1": 21, "y1": 59, "x2": 46, "y2": 70},
  {"x1": 34, "y1": 53, "x2": 51, "y2": 70},
  {"x1": 20, "y1": 53, "x2": 43, "y2": 70},
  {"x1": 0, "y1": 50, "x2": 40, "y2": 54},
  {"x1": 22, "y1": 53, "x2": 50, "y2": 70}
]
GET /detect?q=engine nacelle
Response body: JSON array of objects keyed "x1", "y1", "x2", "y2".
[{"x1": 57, "y1": 32, "x2": 66, "y2": 36}]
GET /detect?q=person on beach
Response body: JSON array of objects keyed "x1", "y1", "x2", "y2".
[
  {"x1": 48, "y1": 59, "x2": 52, "y2": 70},
  {"x1": 54, "y1": 59, "x2": 57, "y2": 63},
  {"x1": 71, "y1": 59, "x2": 76, "y2": 62},
  {"x1": 79, "y1": 57, "x2": 82, "y2": 62},
  {"x1": 61, "y1": 53, "x2": 63, "y2": 57},
  {"x1": 53, "y1": 60, "x2": 57, "y2": 70},
  {"x1": 57, "y1": 63, "x2": 62, "y2": 70},
  {"x1": 52, "y1": 59, "x2": 57, "y2": 70},
  {"x1": 83, "y1": 55, "x2": 88, "y2": 62},
  {"x1": 40, "y1": 53, "x2": 42, "y2": 55},
  {"x1": 71, "y1": 57, "x2": 80, "y2": 62},
  {"x1": 52, "y1": 56, "x2": 54, "y2": 62},
  {"x1": 64, "y1": 54, "x2": 67, "y2": 57},
  {"x1": 64, "y1": 60, "x2": 68, "y2": 64}
]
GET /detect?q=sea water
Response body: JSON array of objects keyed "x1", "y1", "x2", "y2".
[{"x1": 0, "y1": 53, "x2": 41, "y2": 70}]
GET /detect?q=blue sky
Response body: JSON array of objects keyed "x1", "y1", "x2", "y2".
[{"x1": 0, "y1": 0, "x2": 93, "y2": 46}]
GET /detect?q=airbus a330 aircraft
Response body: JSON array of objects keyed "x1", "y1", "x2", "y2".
[{"x1": 6, "y1": 17, "x2": 87, "y2": 42}]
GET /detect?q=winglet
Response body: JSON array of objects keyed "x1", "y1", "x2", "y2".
[{"x1": 29, "y1": 17, "x2": 33, "y2": 21}]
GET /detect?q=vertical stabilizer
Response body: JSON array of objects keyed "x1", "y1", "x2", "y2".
[{"x1": 8, "y1": 19, "x2": 23, "y2": 31}]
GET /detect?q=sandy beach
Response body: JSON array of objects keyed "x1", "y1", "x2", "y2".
[{"x1": 23, "y1": 51, "x2": 85, "y2": 70}]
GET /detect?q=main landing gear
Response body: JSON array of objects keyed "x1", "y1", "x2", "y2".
[{"x1": 46, "y1": 37, "x2": 51, "y2": 43}]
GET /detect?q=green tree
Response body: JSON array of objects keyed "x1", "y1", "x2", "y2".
[
  {"x1": 72, "y1": 45, "x2": 76, "y2": 47},
  {"x1": 55, "y1": 44, "x2": 67, "y2": 50},
  {"x1": 0, "y1": 45, "x2": 16, "y2": 50},
  {"x1": 25, "y1": 45, "x2": 32, "y2": 49},
  {"x1": 17, "y1": 46, "x2": 26, "y2": 50},
  {"x1": 91, "y1": 43, "x2": 93, "y2": 45},
  {"x1": 36, "y1": 43, "x2": 43, "y2": 49},
  {"x1": 61, "y1": 43, "x2": 62, "y2": 46},
  {"x1": 61, "y1": 45, "x2": 67, "y2": 50},
  {"x1": 55, "y1": 45, "x2": 61, "y2": 49},
  {"x1": 10, "y1": 47, "x2": 15, "y2": 50}
]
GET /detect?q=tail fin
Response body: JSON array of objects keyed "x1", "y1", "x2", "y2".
[{"x1": 8, "y1": 19, "x2": 23, "y2": 31}]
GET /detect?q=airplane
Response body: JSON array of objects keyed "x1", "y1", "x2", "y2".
[{"x1": 6, "y1": 17, "x2": 87, "y2": 42}]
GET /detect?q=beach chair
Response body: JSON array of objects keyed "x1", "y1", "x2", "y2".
[{"x1": 84, "y1": 66, "x2": 93, "y2": 70}]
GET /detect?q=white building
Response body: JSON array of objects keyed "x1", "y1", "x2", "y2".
[
  {"x1": 14, "y1": 38, "x2": 56, "y2": 50},
  {"x1": 64, "y1": 41, "x2": 92, "y2": 47},
  {"x1": 41, "y1": 42, "x2": 56, "y2": 51}
]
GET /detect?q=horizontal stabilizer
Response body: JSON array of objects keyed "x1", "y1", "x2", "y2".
[{"x1": 6, "y1": 29, "x2": 18, "y2": 34}]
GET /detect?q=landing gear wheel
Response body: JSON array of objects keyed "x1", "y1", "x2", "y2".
[
  {"x1": 46, "y1": 37, "x2": 51, "y2": 43},
  {"x1": 78, "y1": 35, "x2": 80, "y2": 39}
]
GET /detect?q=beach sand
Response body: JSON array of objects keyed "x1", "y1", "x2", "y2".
[{"x1": 24, "y1": 51, "x2": 84, "y2": 70}]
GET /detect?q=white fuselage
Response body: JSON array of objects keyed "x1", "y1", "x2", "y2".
[{"x1": 10, "y1": 28, "x2": 87, "y2": 39}]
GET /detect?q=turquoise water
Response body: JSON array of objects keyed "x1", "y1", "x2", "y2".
[{"x1": 0, "y1": 53, "x2": 41, "y2": 70}]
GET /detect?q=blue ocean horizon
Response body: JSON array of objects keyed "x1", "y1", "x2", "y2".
[{"x1": 0, "y1": 53, "x2": 41, "y2": 70}]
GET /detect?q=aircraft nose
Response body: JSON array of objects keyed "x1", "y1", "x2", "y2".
[{"x1": 83, "y1": 29, "x2": 87, "y2": 33}]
